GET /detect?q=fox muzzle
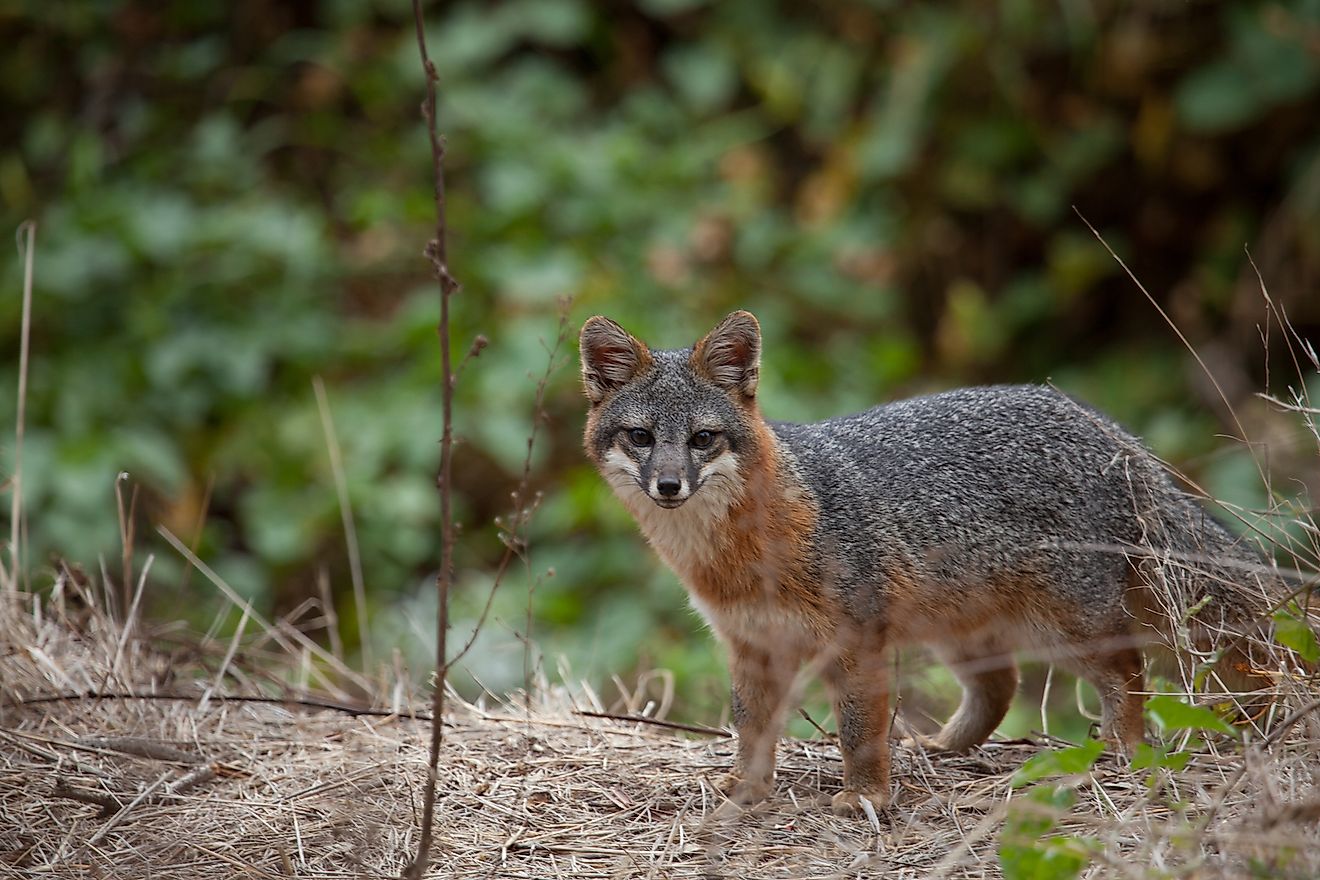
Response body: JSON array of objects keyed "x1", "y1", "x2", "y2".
[{"x1": 647, "y1": 448, "x2": 693, "y2": 507}]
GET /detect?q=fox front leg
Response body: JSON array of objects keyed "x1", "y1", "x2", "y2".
[
  {"x1": 717, "y1": 639, "x2": 797, "y2": 807},
  {"x1": 825, "y1": 642, "x2": 892, "y2": 816}
]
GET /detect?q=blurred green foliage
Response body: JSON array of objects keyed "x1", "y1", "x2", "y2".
[{"x1": 2, "y1": 1, "x2": 1318, "y2": 729}]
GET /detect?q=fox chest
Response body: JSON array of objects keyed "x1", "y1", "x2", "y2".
[
  {"x1": 628, "y1": 501, "x2": 727, "y2": 574},
  {"x1": 629, "y1": 507, "x2": 825, "y2": 648},
  {"x1": 686, "y1": 590, "x2": 823, "y2": 652}
]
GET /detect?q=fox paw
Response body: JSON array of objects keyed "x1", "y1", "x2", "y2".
[
  {"x1": 901, "y1": 731, "x2": 979, "y2": 754},
  {"x1": 900, "y1": 732, "x2": 946, "y2": 751},
  {"x1": 1097, "y1": 732, "x2": 1145, "y2": 758},
  {"x1": 708, "y1": 774, "x2": 770, "y2": 821},
  {"x1": 712, "y1": 775, "x2": 770, "y2": 817},
  {"x1": 713, "y1": 772, "x2": 769, "y2": 804},
  {"x1": 830, "y1": 787, "x2": 890, "y2": 817}
]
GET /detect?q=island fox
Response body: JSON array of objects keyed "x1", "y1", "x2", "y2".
[{"x1": 580, "y1": 310, "x2": 1276, "y2": 816}]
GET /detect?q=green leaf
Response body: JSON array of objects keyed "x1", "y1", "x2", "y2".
[
  {"x1": 663, "y1": 42, "x2": 737, "y2": 114},
  {"x1": 513, "y1": 0, "x2": 591, "y2": 47},
  {"x1": 1273, "y1": 609, "x2": 1320, "y2": 663},
  {"x1": 1000, "y1": 786, "x2": 1093, "y2": 880},
  {"x1": 1011, "y1": 739, "x2": 1105, "y2": 788},
  {"x1": 1130, "y1": 741, "x2": 1194, "y2": 774},
  {"x1": 1000, "y1": 836, "x2": 1092, "y2": 880},
  {"x1": 1145, "y1": 695, "x2": 1237, "y2": 736},
  {"x1": 1175, "y1": 5, "x2": 1320, "y2": 132}
]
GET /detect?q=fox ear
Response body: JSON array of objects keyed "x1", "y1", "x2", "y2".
[
  {"x1": 580, "y1": 316, "x2": 652, "y2": 404},
  {"x1": 692, "y1": 310, "x2": 760, "y2": 398}
]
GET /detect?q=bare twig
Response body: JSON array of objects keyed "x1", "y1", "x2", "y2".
[
  {"x1": 1074, "y1": 209, "x2": 1259, "y2": 478},
  {"x1": 79, "y1": 736, "x2": 200, "y2": 763},
  {"x1": 87, "y1": 769, "x2": 172, "y2": 845},
  {"x1": 313, "y1": 376, "x2": 373, "y2": 671},
  {"x1": 448, "y1": 315, "x2": 569, "y2": 672},
  {"x1": 797, "y1": 708, "x2": 834, "y2": 740},
  {"x1": 114, "y1": 472, "x2": 139, "y2": 619},
  {"x1": 1247, "y1": 247, "x2": 1310, "y2": 408},
  {"x1": 574, "y1": 710, "x2": 732, "y2": 738},
  {"x1": 454, "y1": 333, "x2": 489, "y2": 384},
  {"x1": 165, "y1": 761, "x2": 220, "y2": 797},
  {"x1": 52, "y1": 779, "x2": 122, "y2": 817},
  {"x1": 1197, "y1": 697, "x2": 1320, "y2": 834},
  {"x1": 6, "y1": 221, "x2": 36, "y2": 594},
  {"x1": 408, "y1": 0, "x2": 459, "y2": 874},
  {"x1": 13, "y1": 690, "x2": 434, "y2": 721}
]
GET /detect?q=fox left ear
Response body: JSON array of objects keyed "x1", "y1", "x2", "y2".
[{"x1": 693, "y1": 310, "x2": 760, "y2": 398}]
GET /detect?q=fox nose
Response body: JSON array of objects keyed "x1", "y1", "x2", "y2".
[{"x1": 656, "y1": 477, "x2": 682, "y2": 498}]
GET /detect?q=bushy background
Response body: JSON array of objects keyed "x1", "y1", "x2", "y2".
[{"x1": 3, "y1": 0, "x2": 1318, "y2": 734}]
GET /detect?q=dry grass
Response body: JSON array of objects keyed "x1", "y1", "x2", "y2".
[
  {"x1": 1, "y1": 237, "x2": 1316, "y2": 875},
  {"x1": 1, "y1": 577, "x2": 1318, "y2": 880}
]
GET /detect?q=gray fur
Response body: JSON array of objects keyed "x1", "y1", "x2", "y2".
[{"x1": 771, "y1": 384, "x2": 1264, "y2": 632}]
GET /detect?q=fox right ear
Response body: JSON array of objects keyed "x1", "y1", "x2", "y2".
[{"x1": 580, "y1": 316, "x2": 652, "y2": 404}]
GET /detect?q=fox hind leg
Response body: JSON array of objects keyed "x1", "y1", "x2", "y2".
[
  {"x1": 1059, "y1": 643, "x2": 1146, "y2": 750},
  {"x1": 925, "y1": 635, "x2": 1019, "y2": 752}
]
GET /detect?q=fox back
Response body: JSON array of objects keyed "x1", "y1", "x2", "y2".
[{"x1": 580, "y1": 310, "x2": 1276, "y2": 814}]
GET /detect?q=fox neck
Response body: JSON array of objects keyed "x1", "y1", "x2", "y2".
[{"x1": 614, "y1": 421, "x2": 818, "y2": 607}]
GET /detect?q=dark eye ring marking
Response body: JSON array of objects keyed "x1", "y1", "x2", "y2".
[
  {"x1": 690, "y1": 430, "x2": 716, "y2": 449},
  {"x1": 628, "y1": 428, "x2": 654, "y2": 447}
]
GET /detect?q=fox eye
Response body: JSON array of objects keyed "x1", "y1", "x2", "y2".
[
  {"x1": 690, "y1": 430, "x2": 715, "y2": 449},
  {"x1": 627, "y1": 428, "x2": 654, "y2": 447}
]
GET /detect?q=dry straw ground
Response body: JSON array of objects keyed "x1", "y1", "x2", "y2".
[{"x1": 1, "y1": 573, "x2": 1318, "y2": 880}]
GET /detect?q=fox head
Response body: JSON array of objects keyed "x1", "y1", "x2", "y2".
[{"x1": 579, "y1": 311, "x2": 762, "y2": 512}]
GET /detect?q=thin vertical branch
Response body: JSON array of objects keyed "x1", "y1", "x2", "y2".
[
  {"x1": 405, "y1": 9, "x2": 562, "y2": 876},
  {"x1": 313, "y1": 376, "x2": 373, "y2": 671},
  {"x1": 7, "y1": 221, "x2": 36, "y2": 594},
  {"x1": 114, "y1": 473, "x2": 139, "y2": 620},
  {"x1": 408, "y1": 1, "x2": 458, "y2": 876}
]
